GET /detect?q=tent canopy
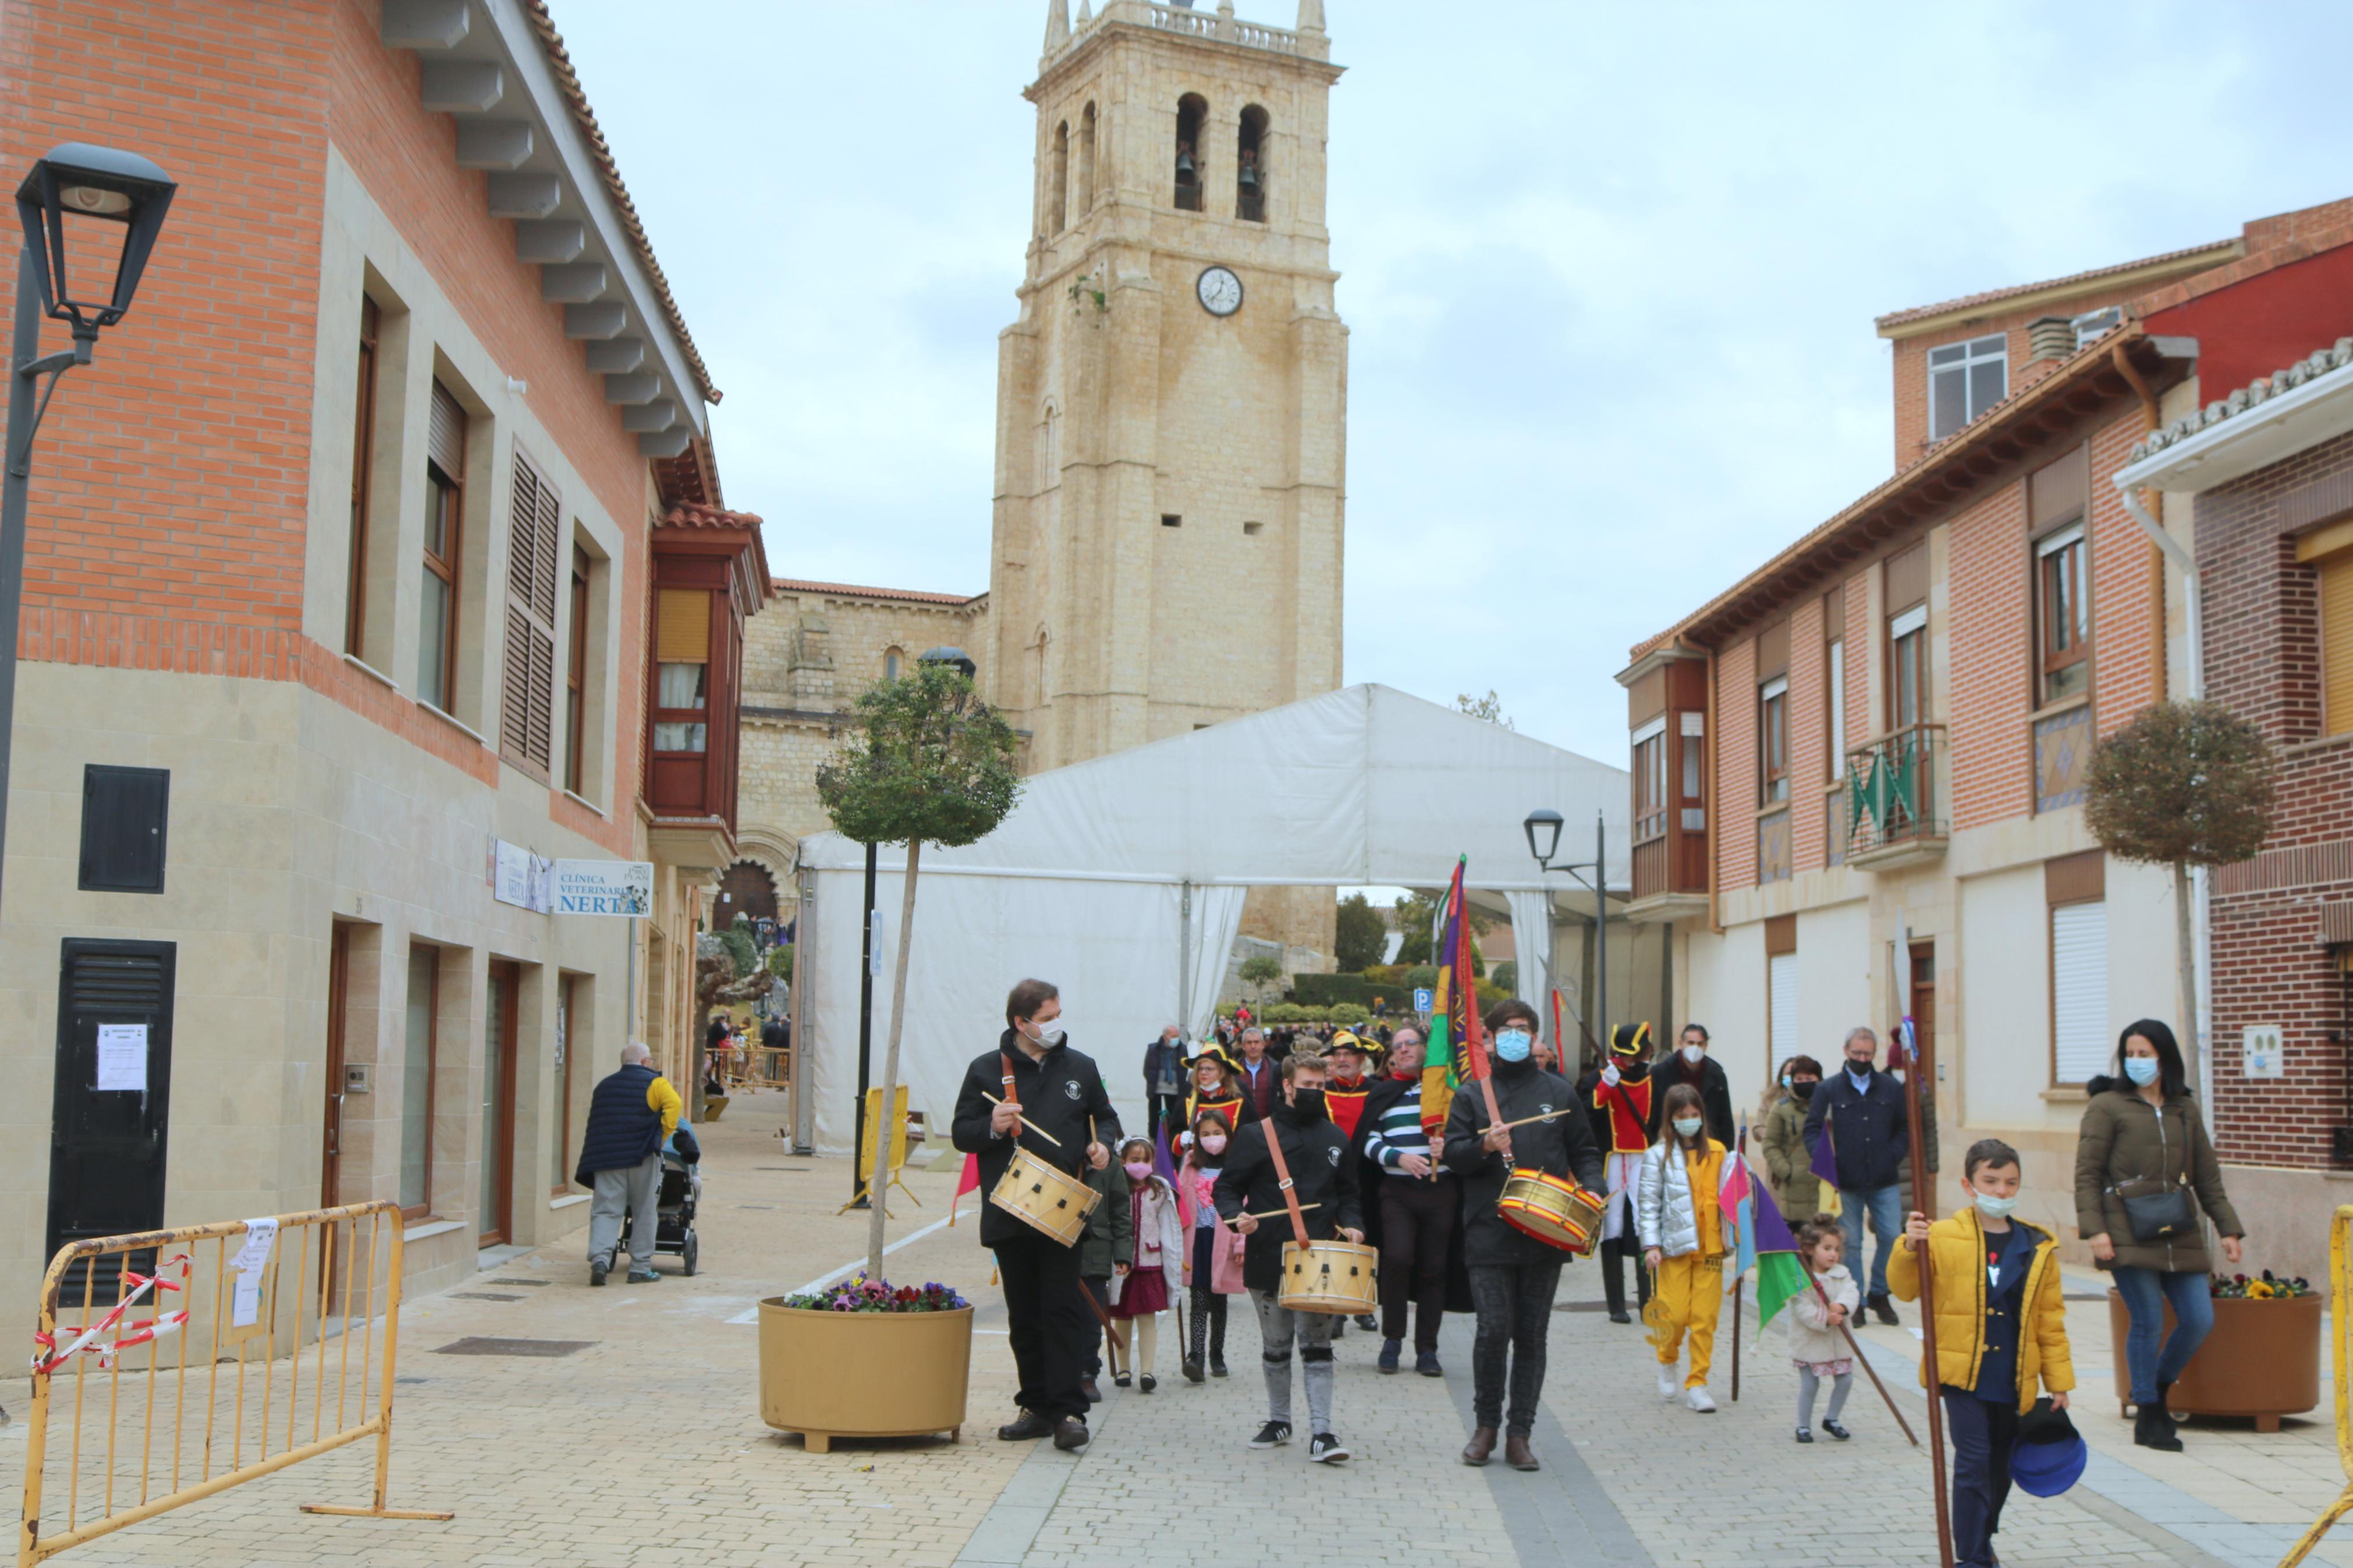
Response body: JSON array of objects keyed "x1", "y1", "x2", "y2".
[{"x1": 797, "y1": 684, "x2": 1627, "y2": 1153}]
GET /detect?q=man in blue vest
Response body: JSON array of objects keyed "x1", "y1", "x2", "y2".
[{"x1": 576, "y1": 1041, "x2": 683, "y2": 1285}]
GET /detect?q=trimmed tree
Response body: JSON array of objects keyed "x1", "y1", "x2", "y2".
[
  {"x1": 2083, "y1": 699, "x2": 2275, "y2": 1099},
  {"x1": 1333, "y1": 891, "x2": 1387, "y2": 972},
  {"x1": 817, "y1": 662, "x2": 1022, "y2": 1278},
  {"x1": 1238, "y1": 952, "x2": 1285, "y2": 1006}
]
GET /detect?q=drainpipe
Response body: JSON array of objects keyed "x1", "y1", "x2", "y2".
[
  {"x1": 2111, "y1": 344, "x2": 2175, "y2": 702},
  {"x1": 1705, "y1": 643, "x2": 1723, "y2": 936}
]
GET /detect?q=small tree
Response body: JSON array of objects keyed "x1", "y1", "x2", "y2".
[
  {"x1": 1333, "y1": 891, "x2": 1387, "y2": 971},
  {"x1": 2084, "y1": 700, "x2": 2275, "y2": 1100},
  {"x1": 1238, "y1": 952, "x2": 1286, "y2": 1005},
  {"x1": 817, "y1": 662, "x2": 1023, "y2": 1278}
]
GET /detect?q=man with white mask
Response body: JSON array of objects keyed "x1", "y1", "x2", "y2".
[{"x1": 1645, "y1": 1022, "x2": 1735, "y2": 1149}]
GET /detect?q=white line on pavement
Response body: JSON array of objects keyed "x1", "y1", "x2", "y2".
[{"x1": 724, "y1": 1197, "x2": 974, "y2": 1324}]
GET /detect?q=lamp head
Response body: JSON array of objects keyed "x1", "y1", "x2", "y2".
[
  {"x1": 918, "y1": 645, "x2": 977, "y2": 679},
  {"x1": 1523, "y1": 808, "x2": 1564, "y2": 867},
  {"x1": 16, "y1": 143, "x2": 177, "y2": 333}
]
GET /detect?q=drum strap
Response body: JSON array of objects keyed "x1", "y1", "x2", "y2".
[{"x1": 1259, "y1": 1118, "x2": 1312, "y2": 1247}]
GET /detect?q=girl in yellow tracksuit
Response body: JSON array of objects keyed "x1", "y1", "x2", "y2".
[{"x1": 1638, "y1": 1084, "x2": 1727, "y2": 1412}]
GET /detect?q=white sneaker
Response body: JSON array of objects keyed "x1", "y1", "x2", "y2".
[
  {"x1": 1657, "y1": 1365, "x2": 1680, "y2": 1401},
  {"x1": 1685, "y1": 1385, "x2": 1717, "y2": 1413}
]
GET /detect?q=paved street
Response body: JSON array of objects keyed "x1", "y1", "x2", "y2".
[{"x1": 5, "y1": 1095, "x2": 2349, "y2": 1568}]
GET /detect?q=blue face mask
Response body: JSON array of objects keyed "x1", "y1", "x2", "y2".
[
  {"x1": 2123, "y1": 1057, "x2": 2160, "y2": 1086},
  {"x1": 1495, "y1": 1029, "x2": 1532, "y2": 1063}
]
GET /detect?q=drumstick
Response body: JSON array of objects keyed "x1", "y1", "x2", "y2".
[
  {"x1": 981, "y1": 1091, "x2": 1064, "y2": 1147},
  {"x1": 1487, "y1": 1107, "x2": 1577, "y2": 1135},
  {"x1": 1240, "y1": 1202, "x2": 1321, "y2": 1221}
]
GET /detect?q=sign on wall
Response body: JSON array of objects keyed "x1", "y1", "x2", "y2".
[
  {"x1": 553, "y1": 858, "x2": 654, "y2": 917},
  {"x1": 489, "y1": 838, "x2": 554, "y2": 913},
  {"x1": 2242, "y1": 1024, "x2": 2285, "y2": 1080}
]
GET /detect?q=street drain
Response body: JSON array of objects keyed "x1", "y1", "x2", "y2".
[
  {"x1": 489, "y1": 1278, "x2": 551, "y2": 1287},
  {"x1": 451, "y1": 1292, "x2": 525, "y2": 1302},
  {"x1": 432, "y1": 1337, "x2": 596, "y2": 1359}
]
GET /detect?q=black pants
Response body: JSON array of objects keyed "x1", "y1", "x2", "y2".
[
  {"x1": 1941, "y1": 1389, "x2": 2018, "y2": 1568},
  {"x1": 1599, "y1": 1233, "x2": 1651, "y2": 1317},
  {"x1": 1188, "y1": 1227, "x2": 1229, "y2": 1366},
  {"x1": 1378, "y1": 1176, "x2": 1455, "y2": 1352},
  {"x1": 993, "y1": 1230, "x2": 1092, "y2": 1421},
  {"x1": 1147, "y1": 1093, "x2": 1183, "y2": 1149},
  {"x1": 1468, "y1": 1260, "x2": 1561, "y2": 1436},
  {"x1": 1081, "y1": 1275, "x2": 1111, "y2": 1375}
]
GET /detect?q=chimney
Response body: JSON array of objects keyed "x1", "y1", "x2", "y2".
[{"x1": 2025, "y1": 317, "x2": 2074, "y2": 364}]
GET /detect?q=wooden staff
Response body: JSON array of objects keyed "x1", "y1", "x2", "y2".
[
  {"x1": 1731, "y1": 1125, "x2": 1745, "y2": 1404},
  {"x1": 1811, "y1": 1272, "x2": 1918, "y2": 1445},
  {"x1": 981, "y1": 1091, "x2": 1063, "y2": 1148},
  {"x1": 1899, "y1": 1029, "x2": 1954, "y2": 1568}
]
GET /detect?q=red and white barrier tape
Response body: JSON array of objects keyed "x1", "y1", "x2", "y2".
[{"x1": 31, "y1": 1254, "x2": 191, "y2": 1376}]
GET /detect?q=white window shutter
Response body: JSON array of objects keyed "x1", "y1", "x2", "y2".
[
  {"x1": 1769, "y1": 952, "x2": 1799, "y2": 1063},
  {"x1": 2051, "y1": 901, "x2": 2108, "y2": 1083}
]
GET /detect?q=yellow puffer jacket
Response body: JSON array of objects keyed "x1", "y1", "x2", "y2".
[{"x1": 1887, "y1": 1208, "x2": 2074, "y2": 1414}]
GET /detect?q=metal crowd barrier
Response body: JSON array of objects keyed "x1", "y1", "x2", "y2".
[
  {"x1": 17, "y1": 1200, "x2": 451, "y2": 1565},
  {"x1": 2279, "y1": 1204, "x2": 2353, "y2": 1567}
]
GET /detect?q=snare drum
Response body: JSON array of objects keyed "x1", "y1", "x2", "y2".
[
  {"x1": 1276, "y1": 1240, "x2": 1380, "y2": 1315},
  {"x1": 989, "y1": 1149, "x2": 1100, "y2": 1246},
  {"x1": 1496, "y1": 1168, "x2": 1607, "y2": 1256}
]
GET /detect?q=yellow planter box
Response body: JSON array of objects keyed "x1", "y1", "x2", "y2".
[{"x1": 757, "y1": 1300, "x2": 973, "y2": 1453}]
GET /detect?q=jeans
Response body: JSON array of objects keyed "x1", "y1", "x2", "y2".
[
  {"x1": 1250, "y1": 1288, "x2": 1335, "y2": 1434},
  {"x1": 1468, "y1": 1260, "x2": 1560, "y2": 1435},
  {"x1": 993, "y1": 1230, "x2": 1092, "y2": 1421},
  {"x1": 1839, "y1": 1184, "x2": 1904, "y2": 1299},
  {"x1": 2110, "y1": 1264, "x2": 2216, "y2": 1403},
  {"x1": 1378, "y1": 1176, "x2": 1455, "y2": 1352},
  {"x1": 587, "y1": 1152, "x2": 661, "y2": 1271},
  {"x1": 1942, "y1": 1389, "x2": 2018, "y2": 1568}
]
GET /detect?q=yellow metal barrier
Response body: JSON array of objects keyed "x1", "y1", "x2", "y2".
[
  {"x1": 2280, "y1": 1204, "x2": 2353, "y2": 1567},
  {"x1": 17, "y1": 1201, "x2": 451, "y2": 1565}
]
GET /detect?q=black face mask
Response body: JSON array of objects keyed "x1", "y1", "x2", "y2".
[
  {"x1": 1792, "y1": 1080, "x2": 1817, "y2": 1101},
  {"x1": 1284, "y1": 1088, "x2": 1328, "y2": 1123}
]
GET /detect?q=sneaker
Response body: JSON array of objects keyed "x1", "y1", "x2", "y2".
[
  {"x1": 1822, "y1": 1419, "x2": 1851, "y2": 1441},
  {"x1": 998, "y1": 1410, "x2": 1055, "y2": 1441},
  {"x1": 1211, "y1": 1358, "x2": 1230, "y2": 1378},
  {"x1": 1249, "y1": 1420, "x2": 1293, "y2": 1449},
  {"x1": 1378, "y1": 1338, "x2": 1401, "y2": 1374},
  {"x1": 1139, "y1": 1374, "x2": 1157, "y2": 1393},
  {"x1": 625, "y1": 1269, "x2": 661, "y2": 1283},
  {"x1": 1415, "y1": 1352, "x2": 1442, "y2": 1378},
  {"x1": 589, "y1": 1259, "x2": 608, "y2": 1288},
  {"x1": 1308, "y1": 1431, "x2": 1350, "y2": 1463},
  {"x1": 1354, "y1": 1314, "x2": 1378, "y2": 1332},
  {"x1": 1794, "y1": 1427, "x2": 1815, "y2": 1444},
  {"x1": 1657, "y1": 1365, "x2": 1680, "y2": 1401},
  {"x1": 1182, "y1": 1358, "x2": 1205, "y2": 1384},
  {"x1": 1052, "y1": 1416, "x2": 1090, "y2": 1452},
  {"x1": 1685, "y1": 1386, "x2": 1717, "y2": 1413}
]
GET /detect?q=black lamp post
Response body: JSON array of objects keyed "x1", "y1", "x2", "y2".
[
  {"x1": 3, "y1": 143, "x2": 176, "y2": 912},
  {"x1": 1525, "y1": 807, "x2": 1608, "y2": 1062}
]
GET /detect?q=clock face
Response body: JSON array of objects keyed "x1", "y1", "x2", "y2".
[{"x1": 1197, "y1": 265, "x2": 1244, "y2": 318}]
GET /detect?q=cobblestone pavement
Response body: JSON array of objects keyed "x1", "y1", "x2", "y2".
[{"x1": 6, "y1": 1102, "x2": 2348, "y2": 1568}]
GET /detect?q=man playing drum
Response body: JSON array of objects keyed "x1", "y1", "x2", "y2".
[
  {"x1": 1213, "y1": 1052, "x2": 1364, "y2": 1463},
  {"x1": 1442, "y1": 1000, "x2": 1606, "y2": 1472},
  {"x1": 950, "y1": 979, "x2": 1121, "y2": 1452}
]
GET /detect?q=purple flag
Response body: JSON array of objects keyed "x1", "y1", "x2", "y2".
[{"x1": 1809, "y1": 1108, "x2": 1840, "y2": 1187}]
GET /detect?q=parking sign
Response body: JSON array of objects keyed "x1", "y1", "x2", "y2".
[{"x1": 1412, "y1": 987, "x2": 1433, "y2": 1015}]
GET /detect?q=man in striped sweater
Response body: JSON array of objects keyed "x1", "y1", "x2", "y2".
[{"x1": 1351, "y1": 1027, "x2": 1456, "y2": 1377}]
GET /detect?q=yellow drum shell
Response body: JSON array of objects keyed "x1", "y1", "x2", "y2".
[
  {"x1": 988, "y1": 1147, "x2": 1099, "y2": 1246},
  {"x1": 1496, "y1": 1167, "x2": 1605, "y2": 1256},
  {"x1": 1277, "y1": 1239, "x2": 1380, "y2": 1315}
]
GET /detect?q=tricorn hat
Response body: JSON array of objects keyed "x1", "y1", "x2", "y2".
[
  {"x1": 1610, "y1": 1022, "x2": 1652, "y2": 1058},
  {"x1": 1185, "y1": 1042, "x2": 1240, "y2": 1074},
  {"x1": 2010, "y1": 1398, "x2": 2086, "y2": 1497}
]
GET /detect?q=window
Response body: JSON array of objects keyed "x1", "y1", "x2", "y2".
[
  {"x1": 1758, "y1": 677, "x2": 1788, "y2": 803},
  {"x1": 884, "y1": 646, "x2": 903, "y2": 682},
  {"x1": 1823, "y1": 585, "x2": 1846, "y2": 779},
  {"x1": 1766, "y1": 916, "x2": 1798, "y2": 1070},
  {"x1": 501, "y1": 451, "x2": 561, "y2": 774},
  {"x1": 1631, "y1": 716, "x2": 1667, "y2": 842},
  {"x1": 654, "y1": 587, "x2": 712, "y2": 754},
  {"x1": 1237, "y1": 105, "x2": 1269, "y2": 222},
  {"x1": 346, "y1": 297, "x2": 380, "y2": 656},
  {"x1": 2047, "y1": 851, "x2": 2106, "y2": 1084},
  {"x1": 2305, "y1": 533, "x2": 2353, "y2": 736},
  {"x1": 1050, "y1": 120, "x2": 1070, "y2": 233},
  {"x1": 1927, "y1": 332, "x2": 2006, "y2": 442},
  {"x1": 419, "y1": 379, "x2": 466, "y2": 712},
  {"x1": 2071, "y1": 306, "x2": 2122, "y2": 349},
  {"x1": 1174, "y1": 94, "x2": 1206, "y2": 212},
  {"x1": 1890, "y1": 607, "x2": 1926, "y2": 727},
  {"x1": 2035, "y1": 522, "x2": 2091, "y2": 704},
  {"x1": 1077, "y1": 103, "x2": 1097, "y2": 215},
  {"x1": 564, "y1": 546, "x2": 591, "y2": 794},
  {"x1": 1161, "y1": 514, "x2": 1182, "y2": 528},
  {"x1": 1243, "y1": 521, "x2": 1263, "y2": 536},
  {"x1": 400, "y1": 944, "x2": 438, "y2": 1218}
]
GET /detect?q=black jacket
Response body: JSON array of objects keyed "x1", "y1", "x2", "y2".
[
  {"x1": 1350, "y1": 1073, "x2": 1474, "y2": 1311},
  {"x1": 1441, "y1": 1059, "x2": 1606, "y2": 1268},
  {"x1": 1644, "y1": 1053, "x2": 1735, "y2": 1148},
  {"x1": 1213, "y1": 1104, "x2": 1364, "y2": 1292},
  {"x1": 1802, "y1": 1065, "x2": 1910, "y2": 1193},
  {"x1": 950, "y1": 1031, "x2": 1124, "y2": 1249},
  {"x1": 1142, "y1": 1037, "x2": 1186, "y2": 1103}
]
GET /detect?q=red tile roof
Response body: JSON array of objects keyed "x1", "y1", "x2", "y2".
[
  {"x1": 522, "y1": 1, "x2": 721, "y2": 406},
  {"x1": 772, "y1": 578, "x2": 984, "y2": 607},
  {"x1": 1873, "y1": 238, "x2": 2237, "y2": 332}
]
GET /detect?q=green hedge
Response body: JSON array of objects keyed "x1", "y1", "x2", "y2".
[{"x1": 1290, "y1": 973, "x2": 1374, "y2": 1008}]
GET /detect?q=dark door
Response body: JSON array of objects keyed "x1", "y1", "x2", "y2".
[
  {"x1": 48, "y1": 939, "x2": 176, "y2": 1299},
  {"x1": 323, "y1": 925, "x2": 350, "y2": 1210},
  {"x1": 1908, "y1": 940, "x2": 1937, "y2": 1083},
  {"x1": 480, "y1": 962, "x2": 519, "y2": 1245}
]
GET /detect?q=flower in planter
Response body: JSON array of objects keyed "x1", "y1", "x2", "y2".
[
  {"x1": 781, "y1": 1274, "x2": 971, "y2": 1314},
  {"x1": 2210, "y1": 1269, "x2": 2312, "y2": 1300}
]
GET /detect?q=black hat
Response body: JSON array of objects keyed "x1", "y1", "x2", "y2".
[{"x1": 1610, "y1": 1022, "x2": 1652, "y2": 1058}]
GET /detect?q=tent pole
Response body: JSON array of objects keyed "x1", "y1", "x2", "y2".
[
  {"x1": 1179, "y1": 880, "x2": 1193, "y2": 1043},
  {"x1": 1595, "y1": 811, "x2": 1609, "y2": 1045}
]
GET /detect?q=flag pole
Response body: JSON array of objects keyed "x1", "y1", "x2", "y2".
[
  {"x1": 1730, "y1": 1123, "x2": 1745, "y2": 1404},
  {"x1": 1900, "y1": 1026, "x2": 1954, "y2": 1568}
]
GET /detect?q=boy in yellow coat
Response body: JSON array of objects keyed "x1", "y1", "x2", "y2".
[{"x1": 1893, "y1": 1138, "x2": 2074, "y2": 1568}]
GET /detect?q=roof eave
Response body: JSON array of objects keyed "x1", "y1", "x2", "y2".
[{"x1": 1875, "y1": 241, "x2": 2241, "y2": 340}]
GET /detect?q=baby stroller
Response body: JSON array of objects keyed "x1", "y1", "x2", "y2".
[{"x1": 617, "y1": 1125, "x2": 702, "y2": 1277}]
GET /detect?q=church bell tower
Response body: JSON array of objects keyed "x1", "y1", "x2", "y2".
[{"x1": 988, "y1": 0, "x2": 1348, "y2": 774}]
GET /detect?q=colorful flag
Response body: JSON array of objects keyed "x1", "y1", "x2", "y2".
[
  {"x1": 1748, "y1": 1176, "x2": 1813, "y2": 1335},
  {"x1": 1421, "y1": 857, "x2": 1489, "y2": 1133},
  {"x1": 1719, "y1": 1140, "x2": 1757, "y2": 1281},
  {"x1": 948, "y1": 1151, "x2": 982, "y2": 1226},
  {"x1": 1809, "y1": 1106, "x2": 1843, "y2": 1219}
]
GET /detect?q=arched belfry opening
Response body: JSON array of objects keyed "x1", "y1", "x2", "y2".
[
  {"x1": 1050, "y1": 120, "x2": 1071, "y2": 232},
  {"x1": 1077, "y1": 103, "x2": 1098, "y2": 214},
  {"x1": 1237, "y1": 105, "x2": 1269, "y2": 222},
  {"x1": 1173, "y1": 94, "x2": 1206, "y2": 212}
]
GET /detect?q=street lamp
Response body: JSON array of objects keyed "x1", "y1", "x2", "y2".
[
  {"x1": 1524, "y1": 808, "x2": 1609, "y2": 1062},
  {"x1": 2, "y1": 144, "x2": 176, "y2": 916},
  {"x1": 919, "y1": 645, "x2": 977, "y2": 678}
]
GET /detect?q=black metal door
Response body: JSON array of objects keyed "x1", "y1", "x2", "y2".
[{"x1": 47, "y1": 939, "x2": 176, "y2": 1300}]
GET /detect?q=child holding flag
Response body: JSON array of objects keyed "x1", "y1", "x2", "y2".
[
  {"x1": 1786, "y1": 1217, "x2": 1861, "y2": 1442},
  {"x1": 1638, "y1": 1083, "x2": 1729, "y2": 1413}
]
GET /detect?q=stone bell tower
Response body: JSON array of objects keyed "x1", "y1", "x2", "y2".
[{"x1": 988, "y1": 0, "x2": 1348, "y2": 777}]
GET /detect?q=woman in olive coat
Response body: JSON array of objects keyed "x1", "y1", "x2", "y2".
[
  {"x1": 2074, "y1": 1019, "x2": 2245, "y2": 1453},
  {"x1": 1759, "y1": 1055, "x2": 1824, "y2": 1222}
]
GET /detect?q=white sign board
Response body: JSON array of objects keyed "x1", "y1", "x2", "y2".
[
  {"x1": 491, "y1": 839, "x2": 553, "y2": 913},
  {"x1": 96, "y1": 1023, "x2": 147, "y2": 1091},
  {"x1": 553, "y1": 859, "x2": 653, "y2": 917},
  {"x1": 2242, "y1": 1025, "x2": 2286, "y2": 1080},
  {"x1": 1412, "y1": 987, "x2": 1433, "y2": 1015}
]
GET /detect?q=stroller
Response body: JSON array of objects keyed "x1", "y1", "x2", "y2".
[{"x1": 616, "y1": 1125, "x2": 702, "y2": 1277}]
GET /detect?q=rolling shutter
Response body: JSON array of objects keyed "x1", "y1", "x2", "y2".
[
  {"x1": 1768, "y1": 952, "x2": 1798, "y2": 1063},
  {"x1": 658, "y1": 589, "x2": 711, "y2": 662},
  {"x1": 2050, "y1": 900, "x2": 2108, "y2": 1084},
  {"x1": 500, "y1": 452, "x2": 560, "y2": 773},
  {"x1": 2323, "y1": 552, "x2": 2353, "y2": 737}
]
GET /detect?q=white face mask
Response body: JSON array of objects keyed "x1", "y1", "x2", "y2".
[
  {"x1": 1672, "y1": 1117, "x2": 1704, "y2": 1139},
  {"x1": 1024, "y1": 1019, "x2": 1065, "y2": 1048},
  {"x1": 1681, "y1": 1045, "x2": 1705, "y2": 1065},
  {"x1": 1972, "y1": 1192, "x2": 2018, "y2": 1219}
]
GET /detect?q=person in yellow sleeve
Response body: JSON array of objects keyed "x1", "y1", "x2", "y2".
[
  {"x1": 1638, "y1": 1083, "x2": 1727, "y2": 1413},
  {"x1": 1893, "y1": 1137, "x2": 2074, "y2": 1568},
  {"x1": 576, "y1": 1041, "x2": 683, "y2": 1286}
]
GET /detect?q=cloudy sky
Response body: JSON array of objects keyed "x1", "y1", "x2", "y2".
[{"x1": 558, "y1": 0, "x2": 2353, "y2": 764}]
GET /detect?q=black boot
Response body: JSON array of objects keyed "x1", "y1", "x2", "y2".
[
  {"x1": 2153, "y1": 1381, "x2": 2181, "y2": 1443},
  {"x1": 1601, "y1": 1239, "x2": 1631, "y2": 1324},
  {"x1": 2134, "y1": 1400, "x2": 2183, "y2": 1452}
]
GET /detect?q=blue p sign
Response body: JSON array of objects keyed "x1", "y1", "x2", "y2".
[{"x1": 1412, "y1": 987, "x2": 1433, "y2": 1015}]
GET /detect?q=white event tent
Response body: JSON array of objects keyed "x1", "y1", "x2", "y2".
[{"x1": 794, "y1": 684, "x2": 1627, "y2": 1153}]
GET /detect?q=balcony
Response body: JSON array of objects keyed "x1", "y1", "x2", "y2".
[{"x1": 1841, "y1": 723, "x2": 1947, "y2": 871}]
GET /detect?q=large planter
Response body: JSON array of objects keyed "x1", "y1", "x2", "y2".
[
  {"x1": 2106, "y1": 1288, "x2": 2321, "y2": 1432},
  {"x1": 757, "y1": 1300, "x2": 972, "y2": 1453}
]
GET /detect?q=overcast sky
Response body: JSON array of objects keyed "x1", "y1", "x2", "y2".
[{"x1": 556, "y1": 1, "x2": 2353, "y2": 764}]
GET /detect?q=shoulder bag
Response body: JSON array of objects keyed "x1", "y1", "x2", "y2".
[{"x1": 2111, "y1": 1104, "x2": 2196, "y2": 1242}]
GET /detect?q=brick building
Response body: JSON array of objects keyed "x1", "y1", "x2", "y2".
[
  {"x1": 1619, "y1": 197, "x2": 2353, "y2": 1261},
  {"x1": 0, "y1": 0, "x2": 764, "y2": 1304}
]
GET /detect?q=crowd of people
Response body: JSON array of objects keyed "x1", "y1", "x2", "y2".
[{"x1": 952, "y1": 982, "x2": 2246, "y2": 1568}]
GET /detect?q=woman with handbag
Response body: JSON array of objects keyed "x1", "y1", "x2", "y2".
[{"x1": 2073, "y1": 1019, "x2": 2246, "y2": 1452}]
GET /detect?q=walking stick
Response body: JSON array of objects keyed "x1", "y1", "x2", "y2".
[
  {"x1": 1899, "y1": 1030, "x2": 1955, "y2": 1568},
  {"x1": 1816, "y1": 1278, "x2": 1918, "y2": 1446}
]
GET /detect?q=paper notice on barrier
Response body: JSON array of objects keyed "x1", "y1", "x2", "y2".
[{"x1": 230, "y1": 1217, "x2": 278, "y2": 1331}]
